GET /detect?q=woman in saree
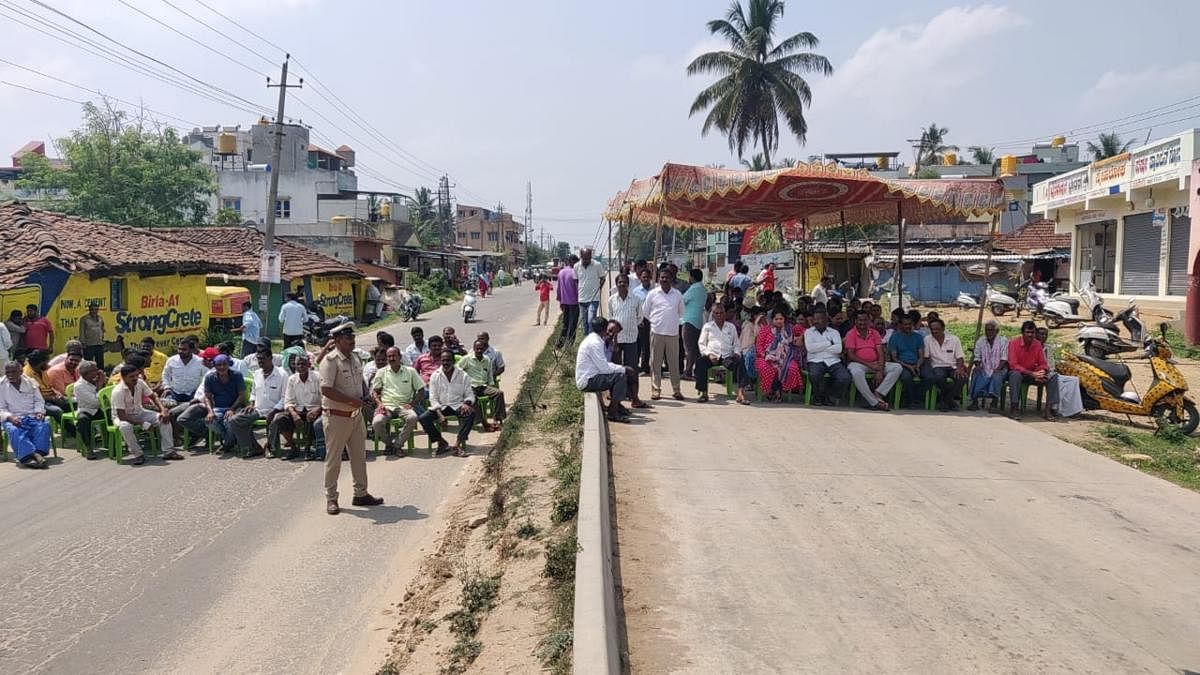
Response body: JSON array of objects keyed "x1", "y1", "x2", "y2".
[{"x1": 756, "y1": 310, "x2": 803, "y2": 401}]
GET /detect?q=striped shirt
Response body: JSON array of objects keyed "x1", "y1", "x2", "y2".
[{"x1": 607, "y1": 291, "x2": 642, "y2": 344}]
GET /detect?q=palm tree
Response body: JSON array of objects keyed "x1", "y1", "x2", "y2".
[
  {"x1": 917, "y1": 123, "x2": 958, "y2": 166},
  {"x1": 968, "y1": 146, "x2": 995, "y2": 165},
  {"x1": 1086, "y1": 132, "x2": 1133, "y2": 160},
  {"x1": 687, "y1": 0, "x2": 833, "y2": 167},
  {"x1": 409, "y1": 186, "x2": 439, "y2": 246},
  {"x1": 740, "y1": 153, "x2": 798, "y2": 171}
]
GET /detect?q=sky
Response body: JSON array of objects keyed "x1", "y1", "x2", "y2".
[{"x1": 2, "y1": 0, "x2": 1199, "y2": 248}]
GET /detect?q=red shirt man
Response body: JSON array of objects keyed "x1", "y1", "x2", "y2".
[
  {"x1": 535, "y1": 278, "x2": 553, "y2": 302},
  {"x1": 1007, "y1": 333, "x2": 1048, "y2": 375},
  {"x1": 23, "y1": 307, "x2": 53, "y2": 351}
]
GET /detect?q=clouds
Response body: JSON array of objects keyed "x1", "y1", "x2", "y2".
[{"x1": 1080, "y1": 62, "x2": 1200, "y2": 111}]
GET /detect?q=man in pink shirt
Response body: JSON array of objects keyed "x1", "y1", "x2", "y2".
[
  {"x1": 844, "y1": 311, "x2": 901, "y2": 410},
  {"x1": 1006, "y1": 320, "x2": 1058, "y2": 420},
  {"x1": 22, "y1": 304, "x2": 53, "y2": 352}
]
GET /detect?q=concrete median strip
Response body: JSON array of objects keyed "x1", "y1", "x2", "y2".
[{"x1": 573, "y1": 392, "x2": 620, "y2": 674}]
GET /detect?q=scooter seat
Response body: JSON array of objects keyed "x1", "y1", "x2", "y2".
[{"x1": 1076, "y1": 353, "x2": 1132, "y2": 385}]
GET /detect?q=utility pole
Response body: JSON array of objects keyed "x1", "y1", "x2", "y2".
[
  {"x1": 436, "y1": 175, "x2": 453, "y2": 251},
  {"x1": 525, "y1": 181, "x2": 533, "y2": 264},
  {"x1": 261, "y1": 55, "x2": 301, "y2": 327}
]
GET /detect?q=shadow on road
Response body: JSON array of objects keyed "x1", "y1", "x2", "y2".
[{"x1": 343, "y1": 503, "x2": 428, "y2": 524}]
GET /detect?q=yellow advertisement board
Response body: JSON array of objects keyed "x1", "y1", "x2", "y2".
[
  {"x1": 304, "y1": 275, "x2": 357, "y2": 318},
  {"x1": 0, "y1": 285, "x2": 42, "y2": 321},
  {"x1": 51, "y1": 273, "x2": 210, "y2": 352}
]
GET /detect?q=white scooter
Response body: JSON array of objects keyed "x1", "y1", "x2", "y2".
[
  {"x1": 1076, "y1": 277, "x2": 1114, "y2": 324},
  {"x1": 985, "y1": 284, "x2": 1019, "y2": 316},
  {"x1": 461, "y1": 289, "x2": 477, "y2": 323},
  {"x1": 1026, "y1": 281, "x2": 1087, "y2": 328},
  {"x1": 956, "y1": 291, "x2": 980, "y2": 310}
]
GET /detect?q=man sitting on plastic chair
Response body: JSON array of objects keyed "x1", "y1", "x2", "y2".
[
  {"x1": 231, "y1": 348, "x2": 287, "y2": 457},
  {"x1": 112, "y1": 363, "x2": 183, "y2": 465},
  {"x1": 460, "y1": 339, "x2": 506, "y2": 432},
  {"x1": 203, "y1": 355, "x2": 247, "y2": 453},
  {"x1": 0, "y1": 361, "x2": 53, "y2": 468},
  {"x1": 370, "y1": 346, "x2": 424, "y2": 455},
  {"x1": 273, "y1": 353, "x2": 326, "y2": 460},
  {"x1": 418, "y1": 350, "x2": 477, "y2": 457}
]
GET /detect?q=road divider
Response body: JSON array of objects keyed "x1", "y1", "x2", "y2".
[{"x1": 574, "y1": 392, "x2": 620, "y2": 674}]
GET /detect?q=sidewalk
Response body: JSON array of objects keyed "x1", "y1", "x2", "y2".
[{"x1": 611, "y1": 402, "x2": 1200, "y2": 673}]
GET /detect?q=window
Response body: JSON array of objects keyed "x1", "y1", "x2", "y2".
[
  {"x1": 470, "y1": 231, "x2": 481, "y2": 240},
  {"x1": 221, "y1": 197, "x2": 242, "y2": 213},
  {"x1": 109, "y1": 277, "x2": 127, "y2": 312},
  {"x1": 275, "y1": 199, "x2": 291, "y2": 219},
  {"x1": 487, "y1": 232, "x2": 498, "y2": 242}
]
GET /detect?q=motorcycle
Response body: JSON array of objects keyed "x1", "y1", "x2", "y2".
[
  {"x1": 1076, "y1": 300, "x2": 1145, "y2": 359},
  {"x1": 303, "y1": 312, "x2": 349, "y2": 345},
  {"x1": 1056, "y1": 323, "x2": 1197, "y2": 434},
  {"x1": 956, "y1": 290, "x2": 980, "y2": 310},
  {"x1": 1076, "y1": 277, "x2": 1114, "y2": 324},
  {"x1": 1025, "y1": 281, "x2": 1086, "y2": 328},
  {"x1": 461, "y1": 289, "x2": 477, "y2": 323},
  {"x1": 402, "y1": 293, "x2": 423, "y2": 322}
]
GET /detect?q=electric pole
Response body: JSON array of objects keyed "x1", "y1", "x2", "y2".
[
  {"x1": 261, "y1": 55, "x2": 301, "y2": 327},
  {"x1": 525, "y1": 181, "x2": 532, "y2": 265},
  {"x1": 436, "y1": 175, "x2": 453, "y2": 251}
]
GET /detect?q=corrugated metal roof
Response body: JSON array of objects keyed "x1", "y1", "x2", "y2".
[{"x1": 872, "y1": 252, "x2": 1065, "y2": 263}]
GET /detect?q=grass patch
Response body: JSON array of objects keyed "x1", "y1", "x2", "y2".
[
  {"x1": 1079, "y1": 424, "x2": 1200, "y2": 491},
  {"x1": 543, "y1": 534, "x2": 579, "y2": 583},
  {"x1": 1164, "y1": 326, "x2": 1200, "y2": 361},
  {"x1": 440, "y1": 568, "x2": 501, "y2": 674},
  {"x1": 550, "y1": 440, "x2": 582, "y2": 524}
]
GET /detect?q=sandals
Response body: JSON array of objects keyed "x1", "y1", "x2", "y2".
[{"x1": 697, "y1": 393, "x2": 709, "y2": 403}]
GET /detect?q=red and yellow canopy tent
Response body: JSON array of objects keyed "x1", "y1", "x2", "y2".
[{"x1": 603, "y1": 161, "x2": 1007, "y2": 292}]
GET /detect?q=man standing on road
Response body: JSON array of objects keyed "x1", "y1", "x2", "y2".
[
  {"x1": 319, "y1": 322, "x2": 382, "y2": 515},
  {"x1": 607, "y1": 274, "x2": 641, "y2": 372},
  {"x1": 576, "y1": 316, "x2": 636, "y2": 422},
  {"x1": 641, "y1": 268, "x2": 685, "y2": 401},
  {"x1": 681, "y1": 268, "x2": 707, "y2": 379},
  {"x1": 632, "y1": 267, "x2": 653, "y2": 375},
  {"x1": 556, "y1": 254, "x2": 580, "y2": 348},
  {"x1": 575, "y1": 247, "x2": 606, "y2": 336},
  {"x1": 534, "y1": 275, "x2": 553, "y2": 326},
  {"x1": 811, "y1": 275, "x2": 832, "y2": 307},
  {"x1": 234, "y1": 301, "x2": 263, "y2": 358},
  {"x1": 279, "y1": 293, "x2": 308, "y2": 347},
  {"x1": 79, "y1": 301, "x2": 106, "y2": 369}
]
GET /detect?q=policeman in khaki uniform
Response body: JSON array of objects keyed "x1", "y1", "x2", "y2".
[{"x1": 318, "y1": 322, "x2": 383, "y2": 515}]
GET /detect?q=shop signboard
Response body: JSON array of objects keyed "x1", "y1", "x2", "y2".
[
  {"x1": 50, "y1": 273, "x2": 208, "y2": 352},
  {"x1": 306, "y1": 275, "x2": 357, "y2": 318},
  {"x1": 1078, "y1": 209, "x2": 1113, "y2": 224},
  {"x1": 1130, "y1": 137, "x2": 1184, "y2": 189},
  {"x1": 1039, "y1": 166, "x2": 1090, "y2": 211},
  {"x1": 1087, "y1": 152, "x2": 1129, "y2": 198}
]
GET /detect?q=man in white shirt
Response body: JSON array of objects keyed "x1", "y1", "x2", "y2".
[
  {"x1": 271, "y1": 353, "x2": 325, "y2": 459},
  {"x1": 0, "y1": 361, "x2": 52, "y2": 467},
  {"x1": 161, "y1": 339, "x2": 206, "y2": 407},
  {"x1": 403, "y1": 326, "x2": 428, "y2": 366},
  {"x1": 968, "y1": 320, "x2": 1008, "y2": 411},
  {"x1": 804, "y1": 308, "x2": 851, "y2": 406},
  {"x1": 279, "y1": 292, "x2": 308, "y2": 347},
  {"x1": 811, "y1": 275, "x2": 833, "y2": 307},
  {"x1": 418, "y1": 350, "x2": 476, "y2": 456},
  {"x1": 641, "y1": 267, "x2": 686, "y2": 401},
  {"x1": 231, "y1": 350, "x2": 287, "y2": 457},
  {"x1": 607, "y1": 274, "x2": 642, "y2": 371},
  {"x1": 575, "y1": 317, "x2": 636, "y2": 422},
  {"x1": 921, "y1": 317, "x2": 967, "y2": 411},
  {"x1": 574, "y1": 246, "x2": 606, "y2": 335},
  {"x1": 112, "y1": 363, "x2": 183, "y2": 465},
  {"x1": 695, "y1": 304, "x2": 747, "y2": 404}
]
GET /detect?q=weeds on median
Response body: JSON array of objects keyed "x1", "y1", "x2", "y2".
[
  {"x1": 1075, "y1": 423, "x2": 1200, "y2": 491},
  {"x1": 440, "y1": 567, "x2": 501, "y2": 675}
]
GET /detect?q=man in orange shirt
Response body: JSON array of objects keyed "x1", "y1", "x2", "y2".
[{"x1": 1006, "y1": 320, "x2": 1058, "y2": 420}]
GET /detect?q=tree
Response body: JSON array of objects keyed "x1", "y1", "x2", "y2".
[
  {"x1": 408, "y1": 186, "x2": 439, "y2": 246},
  {"x1": 739, "y1": 153, "x2": 797, "y2": 171},
  {"x1": 916, "y1": 123, "x2": 958, "y2": 166},
  {"x1": 525, "y1": 242, "x2": 550, "y2": 266},
  {"x1": 17, "y1": 101, "x2": 215, "y2": 227},
  {"x1": 553, "y1": 241, "x2": 572, "y2": 261},
  {"x1": 968, "y1": 146, "x2": 995, "y2": 165},
  {"x1": 1086, "y1": 132, "x2": 1133, "y2": 160},
  {"x1": 687, "y1": 0, "x2": 833, "y2": 167},
  {"x1": 213, "y1": 207, "x2": 241, "y2": 227}
]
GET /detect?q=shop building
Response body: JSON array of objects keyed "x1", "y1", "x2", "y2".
[{"x1": 1032, "y1": 128, "x2": 1198, "y2": 307}]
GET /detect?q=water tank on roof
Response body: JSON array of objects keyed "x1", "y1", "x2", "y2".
[
  {"x1": 216, "y1": 133, "x2": 237, "y2": 155},
  {"x1": 331, "y1": 216, "x2": 351, "y2": 226},
  {"x1": 999, "y1": 155, "x2": 1017, "y2": 177},
  {"x1": 942, "y1": 152, "x2": 957, "y2": 166},
  {"x1": 1051, "y1": 135, "x2": 1066, "y2": 147}
]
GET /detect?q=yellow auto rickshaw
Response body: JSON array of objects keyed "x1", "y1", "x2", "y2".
[{"x1": 206, "y1": 286, "x2": 251, "y2": 331}]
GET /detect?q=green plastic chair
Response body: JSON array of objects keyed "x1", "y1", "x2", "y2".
[
  {"x1": 370, "y1": 413, "x2": 418, "y2": 456},
  {"x1": 98, "y1": 384, "x2": 161, "y2": 461}
]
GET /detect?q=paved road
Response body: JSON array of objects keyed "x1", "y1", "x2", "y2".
[
  {"x1": 0, "y1": 283, "x2": 550, "y2": 674},
  {"x1": 611, "y1": 402, "x2": 1200, "y2": 674}
]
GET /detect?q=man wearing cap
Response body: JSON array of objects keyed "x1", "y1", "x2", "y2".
[
  {"x1": 203, "y1": 354, "x2": 247, "y2": 453},
  {"x1": 319, "y1": 322, "x2": 382, "y2": 515},
  {"x1": 79, "y1": 301, "x2": 106, "y2": 369},
  {"x1": 279, "y1": 293, "x2": 308, "y2": 348}
]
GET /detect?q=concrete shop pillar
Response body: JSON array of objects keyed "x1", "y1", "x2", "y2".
[{"x1": 1187, "y1": 159, "x2": 1200, "y2": 343}]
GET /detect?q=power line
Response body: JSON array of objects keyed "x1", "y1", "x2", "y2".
[
  {"x1": 979, "y1": 93, "x2": 1200, "y2": 149},
  {"x1": 0, "y1": 78, "x2": 83, "y2": 105},
  {"x1": 114, "y1": 0, "x2": 269, "y2": 79},
  {"x1": 157, "y1": 0, "x2": 278, "y2": 68}
]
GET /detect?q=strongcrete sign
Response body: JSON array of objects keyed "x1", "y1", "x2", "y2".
[
  {"x1": 296, "y1": 276, "x2": 357, "y2": 318},
  {"x1": 51, "y1": 273, "x2": 209, "y2": 352}
]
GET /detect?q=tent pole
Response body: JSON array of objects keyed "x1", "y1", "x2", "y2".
[
  {"x1": 654, "y1": 202, "x2": 664, "y2": 263},
  {"x1": 801, "y1": 219, "x2": 808, "y2": 293},
  {"x1": 840, "y1": 210, "x2": 848, "y2": 286},
  {"x1": 606, "y1": 217, "x2": 613, "y2": 296},
  {"x1": 625, "y1": 204, "x2": 633, "y2": 264},
  {"x1": 895, "y1": 201, "x2": 905, "y2": 311}
]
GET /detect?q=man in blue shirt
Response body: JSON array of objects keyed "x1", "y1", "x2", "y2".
[
  {"x1": 681, "y1": 268, "x2": 707, "y2": 379},
  {"x1": 727, "y1": 262, "x2": 753, "y2": 294},
  {"x1": 203, "y1": 355, "x2": 247, "y2": 453},
  {"x1": 887, "y1": 314, "x2": 927, "y2": 409},
  {"x1": 235, "y1": 301, "x2": 263, "y2": 358}
]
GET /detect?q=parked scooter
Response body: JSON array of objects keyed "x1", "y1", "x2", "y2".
[
  {"x1": 1057, "y1": 323, "x2": 1197, "y2": 434},
  {"x1": 956, "y1": 290, "x2": 980, "y2": 310},
  {"x1": 461, "y1": 289, "x2": 478, "y2": 323},
  {"x1": 1025, "y1": 281, "x2": 1087, "y2": 328},
  {"x1": 1076, "y1": 300, "x2": 1145, "y2": 358},
  {"x1": 1076, "y1": 277, "x2": 1114, "y2": 324},
  {"x1": 985, "y1": 284, "x2": 1019, "y2": 316}
]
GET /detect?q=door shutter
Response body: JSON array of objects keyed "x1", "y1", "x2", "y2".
[
  {"x1": 1168, "y1": 215, "x2": 1191, "y2": 296},
  {"x1": 1120, "y1": 212, "x2": 1161, "y2": 295}
]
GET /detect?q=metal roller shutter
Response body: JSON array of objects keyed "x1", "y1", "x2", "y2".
[
  {"x1": 1168, "y1": 215, "x2": 1191, "y2": 296},
  {"x1": 1120, "y1": 212, "x2": 1161, "y2": 295}
]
